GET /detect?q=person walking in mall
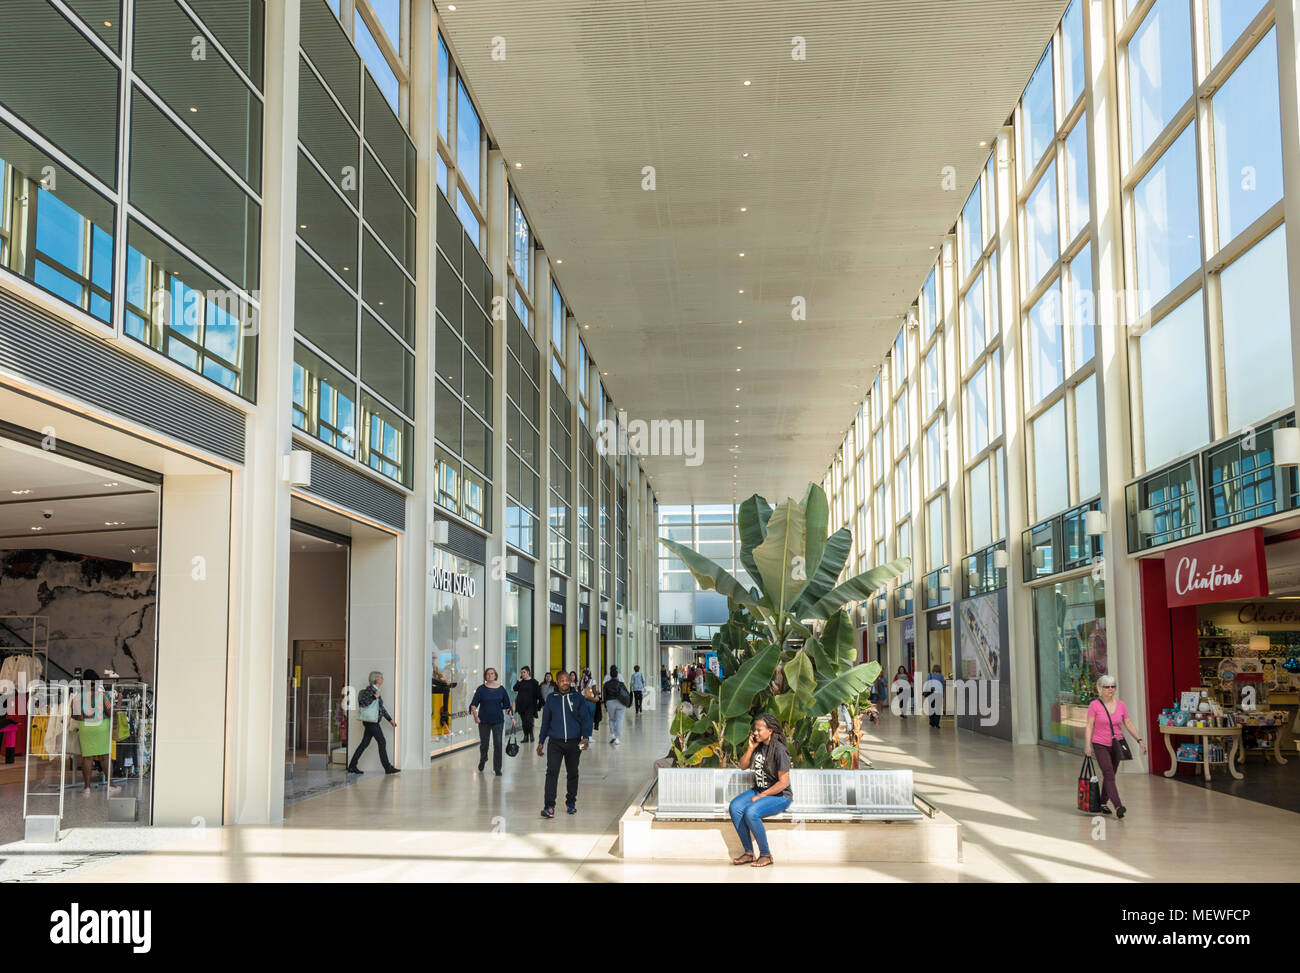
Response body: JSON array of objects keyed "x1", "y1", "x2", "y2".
[
  {"x1": 894, "y1": 665, "x2": 912, "y2": 718},
  {"x1": 629, "y1": 664, "x2": 646, "y2": 714},
  {"x1": 728, "y1": 714, "x2": 793, "y2": 868},
  {"x1": 923, "y1": 664, "x2": 945, "y2": 729},
  {"x1": 470, "y1": 669, "x2": 514, "y2": 776},
  {"x1": 513, "y1": 666, "x2": 543, "y2": 743},
  {"x1": 537, "y1": 670, "x2": 593, "y2": 818},
  {"x1": 660, "y1": 666, "x2": 670, "y2": 693},
  {"x1": 539, "y1": 671, "x2": 556, "y2": 704},
  {"x1": 1084, "y1": 674, "x2": 1147, "y2": 818},
  {"x1": 603, "y1": 665, "x2": 630, "y2": 744},
  {"x1": 581, "y1": 668, "x2": 604, "y2": 734},
  {"x1": 347, "y1": 671, "x2": 399, "y2": 775},
  {"x1": 73, "y1": 671, "x2": 122, "y2": 795}
]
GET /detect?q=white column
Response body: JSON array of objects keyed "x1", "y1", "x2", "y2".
[
  {"x1": 484, "y1": 146, "x2": 508, "y2": 682},
  {"x1": 348, "y1": 527, "x2": 400, "y2": 771},
  {"x1": 1275, "y1": 0, "x2": 1300, "y2": 418},
  {"x1": 224, "y1": 0, "x2": 299, "y2": 823}
]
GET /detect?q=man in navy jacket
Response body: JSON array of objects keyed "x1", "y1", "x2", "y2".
[{"x1": 536, "y1": 670, "x2": 593, "y2": 818}]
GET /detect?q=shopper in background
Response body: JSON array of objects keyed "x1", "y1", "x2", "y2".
[
  {"x1": 894, "y1": 665, "x2": 912, "y2": 719},
  {"x1": 537, "y1": 670, "x2": 593, "y2": 818},
  {"x1": 660, "y1": 666, "x2": 670, "y2": 693},
  {"x1": 1084, "y1": 674, "x2": 1147, "y2": 819},
  {"x1": 728, "y1": 714, "x2": 792, "y2": 868},
  {"x1": 347, "y1": 671, "x2": 399, "y2": 775},
  {"x1": 923, "y1": 665, "x2": 945, "y2": 729},
  {"x1": 582, "y1": 668, "x2": 604, "y2": 734},
  {"x1": 604, "y1": 665, "x2": 630, "y2": 744},
  {"x1": 629, "y1": 665, "x2": 646, "y2": 714},
  {"x1": 513, "y1": 666, "x2": 543, "y2": 743},
  {"x1": 470, "y1": 669, "x2": 514, "y2": 776},
  {"x1": 539, "y1": 671, "x2": 556, "y2": 704},
  {"x1": 73, "y1": 670, "x2": 121, "y2": 795}
]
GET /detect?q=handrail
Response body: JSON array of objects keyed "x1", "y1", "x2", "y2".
[
  {"x1": 638, "y1": 776, "x2": 658, "y2": 812},
  {"x1": 912, "y1": 792, "x2": 939, "y2": 818}
]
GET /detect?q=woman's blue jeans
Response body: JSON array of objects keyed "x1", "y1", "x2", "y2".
[{"x1": 728, "y1": 789, "x2": 793, "y2": 856}]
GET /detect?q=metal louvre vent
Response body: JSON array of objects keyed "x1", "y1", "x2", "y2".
[
  {"x1": 304, "y1": 448, "x2": 406, "y2": 530},
  {"x1": 442, "y1": 518, "x2": 486, "y2": 564},
  {"x1": 0, "y1": 290, "x2": 246, "y2": 463}
]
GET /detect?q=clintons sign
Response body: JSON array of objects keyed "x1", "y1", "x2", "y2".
[{"x1": 1164, "y1": 527, "x2": 1269, "y2": 607}]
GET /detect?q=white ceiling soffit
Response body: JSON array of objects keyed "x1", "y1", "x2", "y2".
[{"x1": 440, "y1": 0, "x2": 1067, "y2": 502}]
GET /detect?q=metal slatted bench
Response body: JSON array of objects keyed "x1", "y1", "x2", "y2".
[{"x1": 653, "y1": 767, "x2": 925, "y2": 822}]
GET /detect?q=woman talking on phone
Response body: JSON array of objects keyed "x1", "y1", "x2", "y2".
[{"x1": 727, "y1": 714, "x2": 792, "y2": 868}]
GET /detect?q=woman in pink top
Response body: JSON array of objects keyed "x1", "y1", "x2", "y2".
[{"x1": 1084, "y1": 675, "x2": 1147, "y2": 818}]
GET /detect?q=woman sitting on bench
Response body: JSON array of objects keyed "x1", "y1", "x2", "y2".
[{"x1": 728, "y1": 714, "x2": 793, "y2": 868}]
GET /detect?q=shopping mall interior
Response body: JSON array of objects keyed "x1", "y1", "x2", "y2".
[{"x1": 0, "y1": 0, "x2": 1299, "y2": 902}]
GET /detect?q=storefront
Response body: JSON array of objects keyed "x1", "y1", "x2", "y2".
[
  {"x1": 430, "y1": 547, "x2": 485, "y2": 756},
  {"x1": 548, "y1": 584, "x2": 565, "y2": 677},
  {"x1": 578, "y1": 594, "x2": 591, "y2": 673},
  {"x1": 503, "y1": 575, "x2": 532, "y2": 687},
  {"x1": 1032, "y1": 573, "x2": 1107, "y2": 750},
  {"x1": 1138, "y1": 525, "x2": 1300, "y2": 807},
  {"x1": 926, "y1": 607, "x2": 953, "y2": 678}
]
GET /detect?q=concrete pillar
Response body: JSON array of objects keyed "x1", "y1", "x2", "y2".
[{"x1": 348, "y1": 527, "x2": 400, "y2": 772}]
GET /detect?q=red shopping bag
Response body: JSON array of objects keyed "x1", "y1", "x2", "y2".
[{"x1": 1077, "y1": 755, "x2": 1103, "y2": 812}]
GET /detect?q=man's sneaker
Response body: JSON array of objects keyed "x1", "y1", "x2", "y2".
[
  {"x1": 566, "y1": 803, "x2": 577, "y2": 815},
  {"x1": 540, "y1": 806, "x2": 555, "y2": 819}
]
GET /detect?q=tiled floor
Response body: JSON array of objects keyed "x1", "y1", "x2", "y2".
[{"x1": 2, "y1": 697, "x2": 1296, "y2": 882}]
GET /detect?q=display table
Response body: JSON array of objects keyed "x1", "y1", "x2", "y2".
[
  {"x1": 1236, "y1": 711, "x2": 1290, "y2": 765},
  {"x1": 1159, "y1": 724, "x2": 1243, "y2": 781}
]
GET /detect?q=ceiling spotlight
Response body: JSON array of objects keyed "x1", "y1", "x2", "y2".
[
  {"x1": 743, "y1": 80, "x2": 752, "y2": 86},
  {"x1": 583, "y1": 323, "x2": 590, "y2": 329},
  {"x1": 10, "y1": 489, "x2": 31, "y2": 495},
  {"x1": 741, "y1": 152, "x2": 750, "y2": 158},
  {"x1": 738, "y1": 289, "x2": 744, "y2": 294},
  {"x1": 736, "y1": 345, "x2": 742, "y2": 350},
  {"x1": 739, "y1": 207, "x2": 748, "y2": 213},
  {"x1": 104, "y1": 20, "x2": 112, "y2": 26},
  {"x1": 102, "y1": 482, "x2": 119, "y2": 487},
  {"x1": 556, "y1": 259, "x2": 563, "y2": 264},
  {"x1": 104, "y1": 521, "x2": 125, "y2": 527},
  {"x1": 735, "y1": 387, "x2": 741, "y2": 391},
  {"x1": 30, "y1": 526, "x2": 42, "y2": 532},
  {"x1": 189, "y1": 106, "x2": 198, "y2": 113},
  {"x1": 448, "y1": 3, "x2": 456, "y2": 9},
  {"x1": 738, "y1": 253, "x2": 745, "y2": 258},
  {"x1": 514, "y1": 162, "x2": 523, "y2": 168},
  {"x1": 737, "y1": 319, "x2": 743, "y2": 324},
  {"x1": 978, "y1": 140, "x2": 988, "y2": 147},
  {"x1": 735, "y1": 368, "x2": 741, "y2": 372},
  {"x1": 602, "y1": 371, "x2": 608, "y2": 376}
]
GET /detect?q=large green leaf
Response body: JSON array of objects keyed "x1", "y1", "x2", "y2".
[
  {"x1": 791, "y1": 526, "x2": 851, "y2": 618},
  {"x1": 783, "y1": 649, "x2": 816, "y2": 710},
  {"x1": 823, "y1": 609, "x2": 856, "y2": 675},
  {"x1": 805, "y1": 559, "x2": 911, "y2": 620},
  {"x1": 802, "y1": 483, "x2": 829, "y2": 592},
  {"x1": 670, "y1": 710, "x2": 694, "y2": 738},
  {"x1": 808, "y1": 662, "x2": 882, "y2": 719},
  {"x1": 724, "y1": 720, "x2": 755, "y2": 749},
  {"x1": 805, "y1": 636, "x2": 835, "y2": 679},
  {"x1": 737, "y1": 494, "x2": 773, "y2": 583},
  {"x1": 770, "y1": 690, "x2": 803, "y2": 727},
  {"x1": 751, "y1": 499, "x2": 808, "y2": 612},
  {"x1": 659, "y1": 538, "x2": 761, "y2": 609},
  {"x1": 720, "y1": 642, "x2": 780, "y2": 718}
]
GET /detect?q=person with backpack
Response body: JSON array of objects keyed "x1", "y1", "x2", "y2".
[
  {"x1": 536, "y1": 670, "x2": 593, "y2": 818},
  {"x1": 469, "y1": 669, "x2": 514, "y2": 776},
  {"x1": 603, "y1": 665, "x2": 631, "y2": 745},
  {"x1": 629, "y1": 665, "x2": 646, "y2": 714},
  {"x1": 347, "y1": 671, "x2": 399, "y2": 775}
]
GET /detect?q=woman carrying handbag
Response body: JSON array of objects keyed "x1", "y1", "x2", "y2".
[{"x1": 1084, "y1": 674, "x2": 1147, "y2": 818}]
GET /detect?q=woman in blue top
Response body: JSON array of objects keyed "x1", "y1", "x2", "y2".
[{"x1": 470, "y1": 669, "x2": 514, "y2": 776}]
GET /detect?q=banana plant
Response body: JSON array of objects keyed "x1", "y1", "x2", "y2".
[{"x1": 659, "y1": 484, "x2": 909, "y2": 767}]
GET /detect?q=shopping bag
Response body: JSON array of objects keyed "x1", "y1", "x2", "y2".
[{"x1": 1077, "y1": 755, "x2": 1102, "y2": 812}]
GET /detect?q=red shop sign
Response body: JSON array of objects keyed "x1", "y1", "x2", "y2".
[{"x1": 1163, "y1": 527, "x2": 1269, "y2": 607}]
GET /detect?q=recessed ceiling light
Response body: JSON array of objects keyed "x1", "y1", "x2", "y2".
[
  {"x1": 736, "y1": 345, "x2": 742, "y2": 350},
  {"x1": 556, "y1": 259, "x2": 563, "y2": 264},
  {"x1": 978, "y1": 140, "x2": 988, "y2": 147},
  {"x1": 602, "y1": 371, "x2": 608, "y2": 376},
  {"x1": 738, "y1": 289, "x2": 744, "y2": 294},
  {"x1": 30, "y1": 526, "x2": 42, "y2": 532},
  {"x1": 735, "y1": 387, "x2": 740, "y2": 391},
  {"x1": 738, "y1": 252, "x2": 745, "y2": 258},
  {"x1": 10, "y1": 489, "x2": 31, "y2": 495},
  {"x1": 300, "y1": 224, "x2": 307, "y2": 229},
  {"x1": 735, "y1": 368, "x2": 741, "y2": 372},
  {"x1": 105, "y1": 521, "x2": 124, "y2": 527},
  {"x1": 102, "y1": 482, "x2": 119, "y2": 487},
  {"x1": 448, "y1": 3, "x2": 456, "y2": 9},
  {"x1": 514, "y1": 162, "x2": 523, "y2": 168},
  {"x1": 104, "y1": 20, "x2": 112, "y2": 26},
  {"x1": 739, "y1": 207, "x2": 748, "y2": 213},
  {"x1": 737, "y1": 319, "x2": 743, "y2": 324},
  {"x1": 741, "y1": 152, "x2": 750, "y2": 158},
  {"x1": 583, "y1": 324, "x2": 590, "y2": 329},
  {"x1": 743, "y1": 80, "x2": 752, "y2": 86},
  {"x1": 189, "y1": 106, "x2": 198, "y2": 112}
]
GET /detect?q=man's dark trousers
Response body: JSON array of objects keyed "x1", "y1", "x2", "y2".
[{"x1": 544, "y1": 738, "x2": 582, "y2": 808}]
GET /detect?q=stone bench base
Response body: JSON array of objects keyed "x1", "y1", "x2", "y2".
[{"x1": 617, "y1": 804, "x2": 962, "y2": 864}]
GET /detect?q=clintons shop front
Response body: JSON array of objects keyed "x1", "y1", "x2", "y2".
[{"x1": 1137, "y1": 524, "x2": 1300, "y2": 810}]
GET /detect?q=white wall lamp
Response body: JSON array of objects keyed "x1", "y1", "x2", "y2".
[
  {"x1": 1274, "y1": 427, "x2": 1300, "y2": 466},
  {"x1": 505, "y1": 555, "x2": 520, "y2": 574},
  {"x1": 430, "y1": 520, "x2": 449, "y2": 544},
  {"x1": 549, "y1": 576, "x2": 563, "y2": 592},
  {"x1": 1137, "y1": 509, "x2": 1157, "y2": 536},
  {"x1": 282, "y1": 450, "x2": 312, "y2": 486},
  {"x1": 992, "y1": 550, "x2": 1010, "y2": 570},
  {"x1": 1085, "y1": 510, "x2": 1107, "y2": 536},
  {"x1": 579, "y1": 590, "x2": 590, "y2": 605},
  {"x1": 902, "y1": 585, "x2": 914, "y2": 602},
  {"x1": 1032, "y1": 548, "x2": 1046, "y2": 569}
]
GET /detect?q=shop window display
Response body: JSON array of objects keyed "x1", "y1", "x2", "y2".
[
  {"x1": 1034, "y1": 575, "x2": 1107, "y2": 749},
  {"x1": 429, "y1": 549, "x2": 484, "y2": 754}
]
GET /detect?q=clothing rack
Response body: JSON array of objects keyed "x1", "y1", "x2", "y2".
[{"x1": 0, "y1": 615, "x2": 49, "y2": 690}]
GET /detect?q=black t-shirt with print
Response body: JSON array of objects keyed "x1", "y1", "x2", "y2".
[{"x1": 751, "y1": 739, "x2": 792, "y2": 798}]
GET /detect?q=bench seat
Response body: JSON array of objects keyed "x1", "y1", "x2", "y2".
[{"x1": 653, "y1": 767, "x2": 924, "y2": 822}]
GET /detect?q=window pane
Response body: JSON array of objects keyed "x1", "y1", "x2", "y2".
[
  {"x1": 62, "y1": 0, "x2": 122, "y2": 51},
  {"x1": 927, "y1": 497, "x2": 945, "y2": 569},
  {"x1": 1213, "y1": 33, "x2": 1283, "y2": 247},
  {"x1": 361, "y1": 311, "x2": 412, "y2": 416},
  {"x1": 437, "y1": 33, "x2": 449, "y2": 142},
  {"x1": 1128, "y1": 0, "x2": 1192, "y2": 162},
  {"x1": 362, "y1": 229, "x2": 414, "y2": 344},
  {"x1": 893, "y1": 394, "x2": 908, "y2": 454},
  {"x1": 435, "y1": 378, "x2": 461, "y2": 454},
  {"x1": 296, "y1": 340, "x2": 356, "y2": 456},
  {"x1": 299, "y1": 56, "x2": 360, "y2": 208},
  {"x1": 297, "y1": 150, "x2": 357, "y2": 287},
  {"x1": 969, "y1": 457, "x2": 992, "y2": 552},
  {"x1": 295, "y1": 244, "x2": 356, "y2": 369},
  {"x1": 963, "y1": 271, "x2": 985, "y2": 367},
  {"x1": 966, "y1": 365, "x2": 989, "y2": 454},
  {"x1": 369, "y1": 0, "x2": 402, "y2": 50},
  {"x1": 1140, "y1": 293, "x2": 1208, "y2": 468},
  {"x1": 961, "y1": 181, "x2": 982, "y2": 280},
  {"x1": 131, "y1": 90, "x2": 261, "y2": 290},
  {"x1": 1134, "y1": 125, "x2": 1200, "y2": 316},
  {"x1": 1208, "y1": 0, "x2": 1267, "y2": 67},
  {"x1": 1075, "y1": 373, "x2": 1100, "y2": 500},
  {"x1": 1070, "y1": 243, "x2": 1095, "y2": 368},
  {"x1": 1065, "y1": 119, "x2": 1089, "y2": 243},
  {"x1": 456, "y1": 81, "x2": 482, "y2": 201},
  {"x1": 365, "y1": 150, "x2": 414, "y2": 273},
  {"x1": 134, "y1": 0, "x2": 262, "y2": 190},
  {"x1": 1025, "y1": 162, "x2": 1060, "y2": 287},
  {"x1": 364, "y1": 73, "x2": 415, "y2": 201},
  {"x1": 183, "y1": 0, "x2": 264, "y2": 88},
  {"x1": 301, "y1": 0, "x2": 359, "y2": 124},
  {"x1": 1222, "y1": 227, "x2": 1292, "y2": 431},
  {"x1": 923, "y1": 345, "x2": 941, "y2": 414},
  {"x1": 0, "y1": 0, "x2": 120, "y2": 186},
  {"x1": 1021, "y1": 45, "x2": 1055, "y2": 173},
  {"x1": 922, "y1": 269, "x2": 937, "y2": 339},
  {"x1": 455, "y1": 189, "x2": 481, "y2": 245},
  {"x1": 1061, "y1": 0, "x2": 1085, "y2": 108},
  {"x1": 354, "y1": 9, "x2": 399, "y2": 112},
  {"x1": 925, "y1": 421, "x2": 944, "y2": 493},
  {"x1": 1029, "y1": 281, "x2": 1064, "y2": 404},
  {"x1": 1033, "y1": 399, "x2": 1069, "y2": 518}
]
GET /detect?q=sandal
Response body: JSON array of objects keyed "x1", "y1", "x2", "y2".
[
  {"x1": 731, "y1": 853, "x2": 755, "y2": 865},
  {"x1": 751, "y1": 854, "x2": 774, "y2": 868}
]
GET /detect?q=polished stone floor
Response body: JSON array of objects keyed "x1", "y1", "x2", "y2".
[{"x1": 1, "y1": 697, "x2": 1296, "y2": 882}]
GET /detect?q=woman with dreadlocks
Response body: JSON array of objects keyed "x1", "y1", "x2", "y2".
[{"x1": 727, "y1": 713, "x2": 793, "y2": 867}]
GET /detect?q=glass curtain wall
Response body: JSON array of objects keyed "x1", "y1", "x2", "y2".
[{"x1": 657, "y1": 504, "x2": 747, "y2": 643}]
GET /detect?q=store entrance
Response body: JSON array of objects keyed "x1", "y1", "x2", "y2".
[
  {"x1": 1141, "y1": 525, "x2": 1300, "y2": 812},
  {"x1": 0, "y1": 434, "x2": 160, "y2": 843},
  {"x1": 285, "y1": 513, "x2": 350, "y2": 800}
]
